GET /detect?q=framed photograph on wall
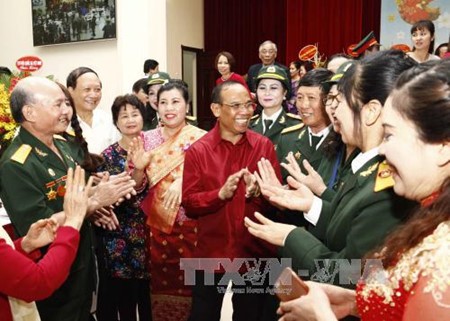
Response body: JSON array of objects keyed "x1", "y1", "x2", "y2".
[{"x1": 31, "y1": 0, "x2": 116, "y2": 46}]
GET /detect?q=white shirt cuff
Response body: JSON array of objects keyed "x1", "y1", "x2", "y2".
[{"x1": 303, "y1": 196, "x2": 323, "y2": 226}]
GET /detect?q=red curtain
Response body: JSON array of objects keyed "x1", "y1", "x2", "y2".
[
  {"x1": 362, "y1": 0, "x2": 382, "y2": 41},
  {"x1": 204, "y1": 0, "x2": 287, "y2": 75},
  {"x1": 204, "y1": 0, "x2": 381, "y2": 69},
  {"x1": 286, "y1": 0, "x2": 363, "y2": 64}
]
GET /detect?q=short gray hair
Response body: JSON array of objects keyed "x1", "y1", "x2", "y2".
[{"x1": 259, "y1": 40, "x2": 277, "y2": 52}]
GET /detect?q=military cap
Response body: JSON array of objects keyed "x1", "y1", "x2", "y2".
[
  {"x1": 323, "y1": 61, "x2": 354, "y2": 91},
  {"x1": 147, "y1": 71, "x2": 171, "y2": 86},
  {"x1": 329, "y1": 61, "x2": 354, "y2": 83},
  {"x1": 256, "y1": 65, "x2": 290, "y2": 90},
  {"x1": 352, "y1": 31, "x2": 380, "y2": 56}
]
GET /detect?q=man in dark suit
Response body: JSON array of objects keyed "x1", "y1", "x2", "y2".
[{"x1": 246, "y1": 40, "x2": 291, "y2": 96}]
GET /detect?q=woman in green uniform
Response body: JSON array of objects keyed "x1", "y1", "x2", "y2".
[{"x1": 245, "y1": 50, "x2": 418, "y2": 284}]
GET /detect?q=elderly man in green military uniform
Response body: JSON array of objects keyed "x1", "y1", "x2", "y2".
[
  {"x1": 249, "y1": 65, "x2": 302, "y2": 162},
  {"x1": 146, "y1": 72, "x2": 198, "y2": 130},
  {"x1": 0, "y1": 77, "x2": 135, "y2": 321},
  {"x1": 276, "y1": 68, "x2": 334, "y2": 179}
]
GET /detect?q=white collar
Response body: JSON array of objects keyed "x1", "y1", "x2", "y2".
[
  {"x1": 307, "y1": 126, "x2": 330, "y2": 149},
  {"x1": 262, "y1": 108, "x2": 283, "y2": 131},
  {"x1": 351, "y1": 147, "x2": 379, "y2": 174},
  {"x1": 262, "y1": 108, "x2": 283, "y2": 122}
]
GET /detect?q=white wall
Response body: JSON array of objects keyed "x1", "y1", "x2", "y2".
[
  {"x1": 0, "y1": 0, "x2": 203, "y2": 112},
  {"x1": 166, "y1": 0, "x2": 204, "y2": 78}
]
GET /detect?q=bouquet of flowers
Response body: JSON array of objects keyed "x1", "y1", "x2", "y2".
[{"x1": 0, "y1": 70, "x2": 31, "y2": 154}]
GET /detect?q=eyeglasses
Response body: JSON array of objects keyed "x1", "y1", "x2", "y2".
[
  {"x1": 221, "y1": 102, "x2": 256, "y2": 111},
  {"x1": 323, "y1": 93, "x2": 342, "y2": 106}
]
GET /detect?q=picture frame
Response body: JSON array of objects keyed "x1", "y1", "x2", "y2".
[{"x1": 31, "y1": 0, "x2": 116, "y2": 47}]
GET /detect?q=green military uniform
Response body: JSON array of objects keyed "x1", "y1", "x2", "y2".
[
  {"x1": 281, "y1": 155, "x2": 415, "y2": 286},
  {"x1": 144, "y1": 115, "x2": 199, "y2": 131},
  {"x1": 249, "y1": 111, "x2": 302, "y2": 161},
  {"x1": 143, "y1": 116, "x2": 158, "y2": 131},
  {"x1": 316, "y1": 143, "x2": 360, "y2": 202},
  {"x1": 276, "y1": 125, "x2": 329, "y2": 180},
  {"x1": 0, "y1": 127, "x2": 95, "y2": 321}
]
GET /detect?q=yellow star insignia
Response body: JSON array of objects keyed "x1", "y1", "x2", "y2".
[
  {"x1": 46, "y1": 188, "x2": 57, "y2": 201},
  {"x1": 294, "y1": 151, "x2": 301, "y2": 160}
]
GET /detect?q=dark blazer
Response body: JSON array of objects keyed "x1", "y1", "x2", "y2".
[
  {"x1": 0, "y1": 128, "x2": 95, "y2": 321},
  {"x1": 281, "y1": 155, "x2": 415, "y2": 287}
]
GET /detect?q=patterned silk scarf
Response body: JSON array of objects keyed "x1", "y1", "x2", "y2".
[
  {"x1": 0, "y1": 226, "x2": 41, "y2": 321},
  {"x1": 141, "y1": 124, "x2": 205, "y2": 234}
]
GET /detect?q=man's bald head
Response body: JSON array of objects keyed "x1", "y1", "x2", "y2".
[{"x1": 10, "y1": 77, "x2": 60, "y2": 123}]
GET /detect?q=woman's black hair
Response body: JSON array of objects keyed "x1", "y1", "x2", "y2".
[
  {"x1": 338, "y1": 50, "x2": 417, "y2": 139},
  {"x1": 57, "y1": 82, "x2": 104, "y2": 172},
  {"x1": 157, "y1": 79, "x2": 190, "y2": 105},
  {"x1": 111, "y1": 94, "x2": 146, "y2": 129},
  {"x1": 410, "y1": 19, "x2": 436, "y2": 54}
]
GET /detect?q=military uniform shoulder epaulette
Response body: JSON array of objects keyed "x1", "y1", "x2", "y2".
[
  {"x1": 185, "y1": 115, "x2": 197, "y2": 121},
  {"x1": 251, "y1": 114, "x2": 260, "y2": 120},
  {"x1": 53, "y1": 134, "x2": 67, "y2": 141},
  {"x1": 285, "y1": 113, "x2": 302, "y2": 120},
  {"x1": 65, "y1": 129, "x2": 76, "y2": 137},
  {"x1": 281, "y1": 122, "x2": 305, "y2": 134},
  {"x1": 10, "y1": 144, "x2": 32, "y2": 164},
  {"x1": 374, "y1": 160, "x2": 395, "y2": 192}
]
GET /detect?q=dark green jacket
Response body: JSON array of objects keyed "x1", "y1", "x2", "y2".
[
  {"x1": 281, "y1": 155, "x2": 415, "y2": 287},
  {"x1": 317, "y1": 145, "x2": 360, "y2": 203},
  {"x1": 276, "y1": 125, "x2": 329, "y2": 181},
  {"x1": 249, "y1": 110, "x2": 302, "y2": 162},
  {"x1": 0, "y1": 127, "x2": 95, "y2": 321}
]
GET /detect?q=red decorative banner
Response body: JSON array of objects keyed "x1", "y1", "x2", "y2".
[
  {"x1": 298, "y1": 45, "x2": 317, "y2": 61},
  {"x1": 16, "y1": 56, "x2": 43, "y2": 72}
]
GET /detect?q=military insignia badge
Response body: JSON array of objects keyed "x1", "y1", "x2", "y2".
[
  {"x1": 34, "y1": 147, "x2": 48, "y2": 157},
  {"x1": 294, "y1": 151, "x2": 301, "y2": 160},
  {"x1": 46, "y1": 188, "x2": 57, "y2": 201},
  {"x1": 374, "y1": 160, "x2": 395, "y2": 192},
  {"x1": 57, "y1": 185, "x2": 66, "y2": 197},
  {"x1": 360, "y1": 162, "x2": 379, "y2": 177},
  {"x1": 298, "y1": 129, "x2": 306, "y2": 140},
  {"x1": 48, "y1": 168, "x2": 56, "y2": 177},
  {"x1": 279, "y1": 116, "x2": 285, "y2": 124}
]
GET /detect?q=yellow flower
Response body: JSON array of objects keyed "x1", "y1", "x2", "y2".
[
  {"x1": 0, "y1": 70, "x2": 52, "y2": 152},
  {"x1": 0, "y1": 82, "x2": 18, "y2": 148}
]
